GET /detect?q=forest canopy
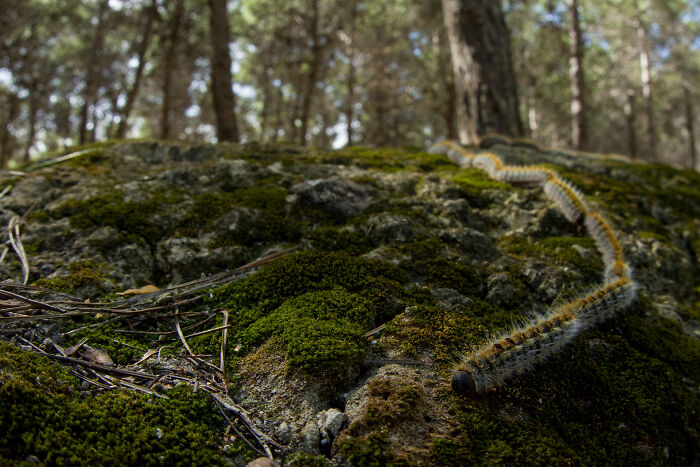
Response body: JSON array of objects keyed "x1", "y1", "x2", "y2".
[{"x1": 0, "y1": 0, "x2": 698, "y2": 169}]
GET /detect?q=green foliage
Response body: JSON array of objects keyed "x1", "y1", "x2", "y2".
[{"x1": 0, "y1": 341, "x2": 239, "y2": 466}]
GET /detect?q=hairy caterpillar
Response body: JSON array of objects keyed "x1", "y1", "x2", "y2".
[
  {"x1": 543, "y1": 178, "x2": 588, "y2": 223},
  {"x1": 428, "y1": 140, "x2": 638, "y2": 395}
]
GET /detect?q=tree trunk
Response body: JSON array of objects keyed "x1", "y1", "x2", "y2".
[
  {"x1": 637, "y1": 13, "x2": 657, "y2": 162},
  {"x1": 24, "y1": 95, "x2": 38, "y2": 163},
  {"x1": 160, "y1": 0, "x2": 185, "y2": 140},
  {"x1": 273, "y1": 86, "x2": 283, "y2": 143},
  {"x1": 434, "y1": 29, "x2": 457, "y2": 139},
  {"x1": 116, "y1": 0, "x2": 158, "y2": 139},
  {"x1": 299, "y1": 0, "x2": 323, "y2": 146},
  {"x1": 441, "y1": 0, "x2": 523, "y2": 144},
  {"x1": 568, "y1": 0, "x2": 587, "y2": 150},
  {"x1": 78, "y1": 0, "x2": 109, "y2": 145},
  {"x1": 684, "y1": 85, "x2": 696, "y2": 170},
  {"x1": 624, "y1": 89, "x2": 637, "y2": 159},
  {"x1": 345, "y1": 3, "x2": 357, "y2": 146},
  {"x1": 208, "y1": 0, "x2": 240, "y2": 142},
  {"x1": 527, "y1": 85, "x2": 538, "y2": 139},
  {"x1": 0, "y1": 92, "x2": 20, "y2": 168},
  {"x1": 259, "y1": 66, "x2": 272, "y2": 141}
]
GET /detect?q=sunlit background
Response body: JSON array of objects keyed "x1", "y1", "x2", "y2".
[{"x1": 1, "y1": 0, "x2": 698, "y2": 168}]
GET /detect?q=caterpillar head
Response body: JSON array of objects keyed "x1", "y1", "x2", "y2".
[{"x1": 452, "y1": 370, "x2": 477, "y2": 395}]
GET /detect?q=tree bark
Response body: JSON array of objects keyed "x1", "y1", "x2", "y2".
[
  {"x1": 24, "y1": 93, "x2": 38, "y2": 163},
  {"x1": 299, "y1": 0, "x2": 323, "y2": 146},
  {"x1": 0, "y1": 92, "x2": 20, "y2": 168},
  {"x1": 624, "y1": 89, "x2": 637, "y2": 159},
  {"x1": 441, "y1": 0, "x2": 523, "y2": 144},
  {"x1": 568, "y1": 0, "x2": 587, "y2": 150},
  {"x1": 345, "y1": 3, "x2": 357, "y2": 146},
  {"x1": 684, "y1": 84, "x2": 696, "y2": 170},
  {"x1": 434, "y1": 29, "x2": 457, "y2": 140},
  {"x1": 527, "y1": 85, "x2": 538, "y2": 139},
  {"x1": 208, "y1": 0, "x2": 240, "y2": 142},
  {"x1": 116, "y1": 0, "x2": 158, "y2": 139},
  {"x1": 637, "y1": 11, "x2": 657, "y2": 162},
  {"x1": 160, "y1": 0, "x2": 185, "y2": 140},
  {"x1": 78, "y1": 0, "x2": 109, "y2": 145}
]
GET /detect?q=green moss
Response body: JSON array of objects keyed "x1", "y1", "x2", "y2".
[
  {"x1": 500, "y1": 236, "x2": 604, "y2": 282},
  {"x1": 207, "y1": 251, "x2": 407, "y2": 371},
  {"x1": 285, "y1": 452, "x2": 329, "y2": 466},
  {"x1": 306, "y1": 226, "x2": 377, "y2": 256},
  {"x1": 320, "y1": 146, "x2": 452, "y2": 173},
  {"x1": 440, "y1": 294, "x2": 700, "y2": 465},
  {"x1": 0, "y1": 341, "x2": 243, "y2": 466},
  {"x1": 54, "y1": 190, "x2": 184, "y2": 246},
  {"x1": 35, "y1": 259, "x2": 111, "y2": 296},
  {"x1": 384, "y1": 304, "x2": 483, "y2": 365},
  {"x1": 451, "y1": 168, "x2": 513, "y2": 207},
  {"x1": 337, "y1": 378, "x2": 425, "y2": 465},
  {"x1": 337, "y1": 432, "x2": 394, "y2": 467},
  {"x1": 429, "y1": 438, "x2": 470, "y2": 465},
  {"x1": 237, "y1": 289, "x2": 371, "y2": 374},
  {"x1": 212, "y1": 251, "x2": 406, "y2": 319}
]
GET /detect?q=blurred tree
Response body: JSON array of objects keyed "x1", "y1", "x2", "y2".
[{"x1": 441, "y1": 0, "x2": 523, "y2": 143}]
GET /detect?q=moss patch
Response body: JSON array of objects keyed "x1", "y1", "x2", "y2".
[
  {"x1": 237, "y1": 289, "x2": 371, "y2": 374},
  {"x1": 206, "y1": 251, "x2": 407, "y2": 372},
  {"x1": 0, "y1": 341, "x2": 247, "y2": 466},
  {"x1": 35, "y1": 259, "x2": 111, "y2": 296},
  {"x1": 500, "y1": 236, "x2": 604, "y2": 282}
]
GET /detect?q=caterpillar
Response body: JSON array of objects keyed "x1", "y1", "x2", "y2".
[{"x1": 428, "y1": 140, "x2": 638, "y2": 395}]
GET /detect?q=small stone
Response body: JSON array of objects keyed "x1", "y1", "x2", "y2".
[
  {"x1": 320, "y1": 408, "x2": 345, "y2": 438},
  {"x1": 431, "y1": 288, "x2": 473, "y2": 311},
  {"x1": 275, "y1": 421, "x2": 291, "y2": 444},
  {"x1": 291, "y1": 177, "x2": 370, "y2": 219},
  {"x1": 486, "y1": 273, "x2": 517, "y2": 307},
  {"x1": 301, "y1": 420, "x2": 320, "y2": 452}
]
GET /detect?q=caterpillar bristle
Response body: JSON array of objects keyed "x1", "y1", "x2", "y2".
[
  {"x1": 543, "y1": 178, "x2": 588, "y2": 222},
  {"x1": 430, "y1": 140, "x2": 637, "y2": 395},
  {"x1": 493, "y1": 166, "x2": 556, "y2": 184}
]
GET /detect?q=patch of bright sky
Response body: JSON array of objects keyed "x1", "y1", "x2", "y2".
[{"x1": 0, "y1": 69, "x2": 15, "y2": 90}]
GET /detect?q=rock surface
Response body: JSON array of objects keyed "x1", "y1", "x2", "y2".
[{"x1": 0, "y1": 141, "x2": 698, "y2": 465}]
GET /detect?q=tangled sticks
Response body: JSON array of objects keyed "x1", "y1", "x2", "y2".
[{"x1": 428, "y1": 140, "x2": 638, "y2": 395}]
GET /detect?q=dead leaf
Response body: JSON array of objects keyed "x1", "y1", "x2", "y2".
[
  {"x1": 116, "y1": 285, "x2": 161, "y2": 296},
  {"x1": 234, "y1": 343, "x2": 242, "y2": 352},
  {"x1": 82, "y1": 345, "x2": 114, "y2": 366}
]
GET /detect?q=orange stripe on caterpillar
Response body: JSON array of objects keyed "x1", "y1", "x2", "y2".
[
  {"x1": 473, "y1": 152, "x2": 505, "y2": 177},
  {"x1": 543, "y1": 178, "x2": 588, "y2": 222},
  {"x1": 585, "y1": 213, "x2": 623, "y2": 263}
]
